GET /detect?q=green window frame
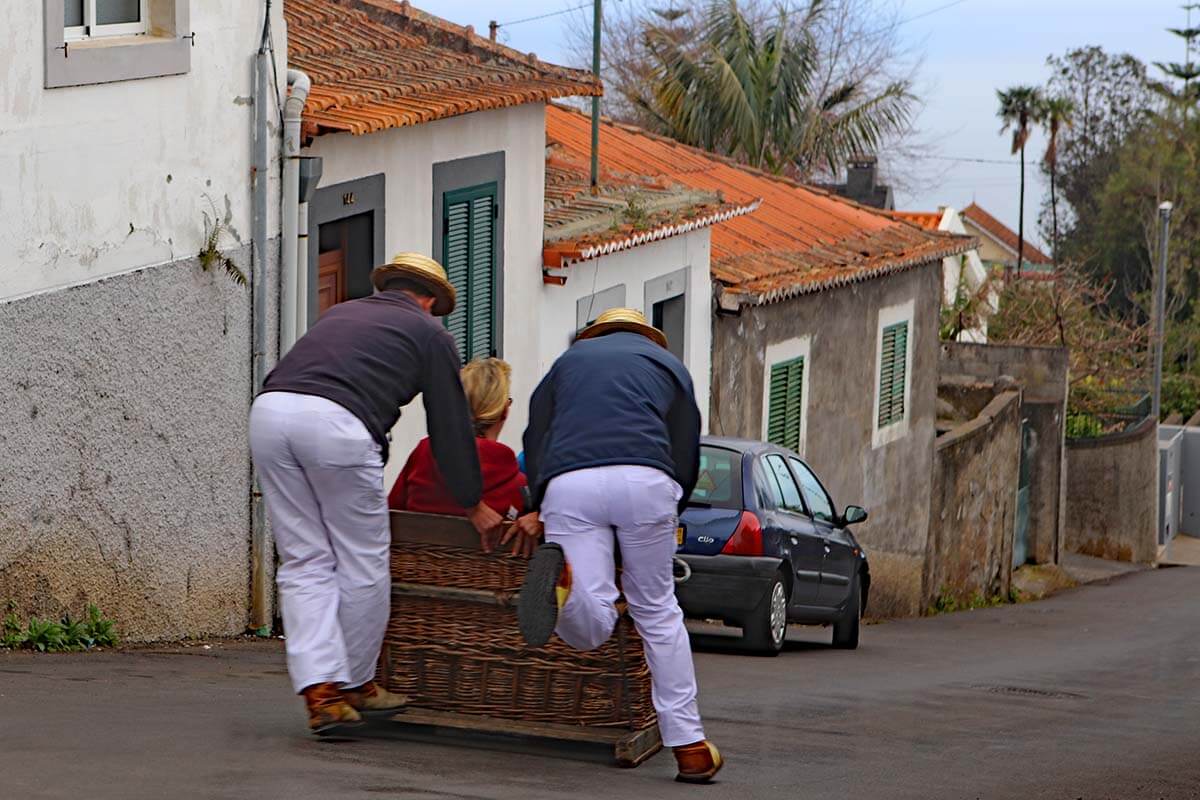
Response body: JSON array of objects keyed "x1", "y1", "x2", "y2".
[
  {"x1": 766, "y1": 356, "x2": 804, "y2": 452},
  {"x1": 877, "y1": 320, "x2": 909, "y2": 428},
  {"x1": 442, "y1": 182, "x2": 498, "y2": 363}
]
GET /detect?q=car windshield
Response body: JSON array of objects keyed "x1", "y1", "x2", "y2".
[{"x1": 688, "y1": 446, "x2": 743, "y2": 509}]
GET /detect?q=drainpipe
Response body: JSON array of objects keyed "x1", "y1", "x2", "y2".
[
  {"x1": 296, "y1": 199, "x2": 310, "y2": 338},
  {"x1": 249, "y1": 29, "x2": 273, "y2": 634},
  {"x1": 280, "y1": 69, "x2": 311, "y2": 355}
]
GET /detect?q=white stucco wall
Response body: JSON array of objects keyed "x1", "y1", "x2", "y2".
[
  {"x1": 0, "y1": 1, "x2": 284, "y2": 302},
  {"x1": 304, "y1": 103, "x2": 547, "y2": 484},
  {"x1": 538, "y1": 230, "x2": 714, "y2": 433},
  {"x1": 938, "y1": 207, "x2": 994, "y2": 343}
]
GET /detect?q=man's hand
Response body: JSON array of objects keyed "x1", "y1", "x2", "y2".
[
  {"x1": 500, "y1": 512, "x2": 543, "y2": 558},
  {"x1": 467, "y1": 502, "x2": 504, "y2": 552}
]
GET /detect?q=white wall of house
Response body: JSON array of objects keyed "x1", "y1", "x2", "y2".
[
  {"x1": 538, "y1": 230, "x2": 714, "y2": 433},
  {"x1": 0, "y1": 0, "x2": 282, "y2": 302},
  {"x1": 304, "y1": 103, "x2": 547, "y2": 484},
  {"x1": 938, "y1": 207, "x2": 993, "y2": 343}
]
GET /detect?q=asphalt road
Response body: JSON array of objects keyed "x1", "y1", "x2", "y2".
[{"x1": 2, "y1": 566, "x2": 1199, "y2": 800}]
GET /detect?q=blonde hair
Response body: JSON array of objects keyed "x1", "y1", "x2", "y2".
[{"x1": 461, "y1": 358, "x2": 512, "y2": 435}]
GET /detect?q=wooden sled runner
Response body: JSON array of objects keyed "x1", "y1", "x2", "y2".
[{"x1": 377, "y1": 511, "x2": 662, "y2": 768}]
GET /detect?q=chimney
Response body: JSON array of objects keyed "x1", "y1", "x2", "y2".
[{"x1": 846, "y1": 155, "x2": 877, "y2": 203}]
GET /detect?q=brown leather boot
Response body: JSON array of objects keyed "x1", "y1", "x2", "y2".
[
  {"x1": 341, "y1": 680, "x2": 409, "y2": 713},
  {"x1": 301, "y1": 682, "x2": 363, "y2": 736},
  {"x1": 674, "y1": 740, "x2": 724, "y2": 784}
]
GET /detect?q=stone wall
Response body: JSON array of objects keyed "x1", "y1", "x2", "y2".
[
  {"x1": 940, "y1": 342, "x2": 1068, "y2": 564},
  {"x1": 0, "y1": 247, "x2": 260, "y2": 641},
  {"x1": 1065, "y1": 417, "x2": 1160, "y2": 564},
  {"x1": 926, "y1": 390, "x2": 1021, "y2": 607},
  {"x1": 711, "y1": 261, "x2": 941, "y2": 617}
]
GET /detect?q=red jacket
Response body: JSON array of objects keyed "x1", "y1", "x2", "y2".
[{"x1": 389, "y1": 437, "x2": 527, "y2": 517}]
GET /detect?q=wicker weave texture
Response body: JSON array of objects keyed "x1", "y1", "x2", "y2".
[{"x1": 381, "y1": 541, "x2": 657, "y2": 730}]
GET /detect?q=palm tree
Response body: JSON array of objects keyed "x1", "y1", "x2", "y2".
[
  {"x1": 996, "y1": 85, "x2": 1045, "y2": 277},
  {"x1": 1040, "y1": 96, "x2": 1076, "y2": 268},
  {"x1": 639, "y1": 0, "x2": 913, "y2": 175}
]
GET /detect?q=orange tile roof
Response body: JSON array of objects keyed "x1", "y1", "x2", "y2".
[
  {"x1": 961, "y1": 203, "x2": 1052, "y2": 265},
  {"x1": 286, "y1": 0, "x2": 602, "y2": 138},
  {"x1": 542, "y1": 144, "x2": 760, "y2": 269},
  {"x1": 888, "y1": 211, "x2": 943, "y2": 231},
  {"x1": 545, "y1": 105, "x2": 974, "y2": 306}
]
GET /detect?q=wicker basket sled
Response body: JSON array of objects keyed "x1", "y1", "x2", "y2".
[{"x1": 376, "y1": 511, "x2": 662, "y2": 767}]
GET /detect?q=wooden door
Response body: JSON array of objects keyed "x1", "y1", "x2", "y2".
[{"x1": 317, "y1": 248, "x2": 346, "y2": 316}]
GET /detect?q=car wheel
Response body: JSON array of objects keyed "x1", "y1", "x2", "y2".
[
  {"x1": 831, "y1": 575, "x2": 861, "y2": 650},
  {"x1": 742, "y1": 573, "x2": 788, "y2": 656}
]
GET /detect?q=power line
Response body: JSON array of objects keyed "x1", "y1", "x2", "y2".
[
  {"x1": 896, "y1": 0, "x2": 973, "y2": 26},
  {"x1": 497, "y1": 2, "x2": 592, "y2": 29},
  {"x1": 912, "y1": 154, "x2": 1016, "y2": 165}
]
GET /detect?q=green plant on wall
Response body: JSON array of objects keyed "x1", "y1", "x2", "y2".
[{"x1": 199, "y1": 197, "x2": 248, "y2": 287}]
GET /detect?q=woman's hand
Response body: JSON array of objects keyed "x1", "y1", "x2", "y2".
[
  {"x1": 467, "y1": 502, "x2": 504, "y2": 552},
  {"x1": 501, "y1": 512, "x2": 543, "y2": 558}
]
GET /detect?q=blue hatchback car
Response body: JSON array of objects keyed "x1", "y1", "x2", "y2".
[{"x1": 674, "y1": 436, "x2": 870, "y2": 654}]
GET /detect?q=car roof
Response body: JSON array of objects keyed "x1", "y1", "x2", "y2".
[{"x1": 701, "y1": 435, "x2": 780, "y2": 456}]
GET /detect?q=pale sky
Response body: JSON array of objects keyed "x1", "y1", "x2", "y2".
[{"x1": 423, "y1": 0, "x2": 1185, "y2": 248}]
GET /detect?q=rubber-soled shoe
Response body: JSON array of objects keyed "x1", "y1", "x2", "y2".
[
  {"x1": 518, "y1": 543, "x2": 570, "y2": 646},
  {"x1": 341, "y1": 680, "x2": 409, "y2": 713},
  {"x1": 302, "y1": 682, "x2": 363, "y2": 736},
  {"x1": 674, "y1": 740, "x2": 724, "y2": 784}
]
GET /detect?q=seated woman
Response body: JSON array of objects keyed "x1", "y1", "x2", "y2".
[{"x1": 389, "y1": 358, "x2": 527, "y2": 518}]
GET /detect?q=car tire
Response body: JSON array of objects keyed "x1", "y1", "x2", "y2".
[
  {"x1": 831, "y1": 575, "x2": 861, "y2": 650},
  {"x1": 742, "y1": 573, "x2": 789, "y2": 656}
]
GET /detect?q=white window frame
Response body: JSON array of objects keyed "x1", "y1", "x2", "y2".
[
  {"x1": 64, "y1": 0, "x2": 149, "y2": 41},
  {"x1": 872, "y1": 298, "x2": 915, "y2": 449},
  {"x1": 761, "y1": 335, "x2": 812, "y2": 456}
]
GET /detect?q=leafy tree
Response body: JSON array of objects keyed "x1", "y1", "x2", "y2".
[
  {"x1": 1040, "y1": 96, "x2": 1076, "y2": 266},
  {"x1": 618, "y1": 0, "x2": 914, "y2": 175},
  {"x1": 996, "y1": 86, "x2": 1045, "y2": 277}
]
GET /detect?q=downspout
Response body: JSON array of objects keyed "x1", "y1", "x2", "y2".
[
  {"x1": 249, "y1": 19, "x2": 273, "y2": 634},
  {"x1": 280, "y1": 69, "x2": 311, "y2": 354}
]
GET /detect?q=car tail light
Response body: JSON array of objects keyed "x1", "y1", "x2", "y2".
[{"x1": 720, "y1": 511, "x2": 763, "y2": 556}]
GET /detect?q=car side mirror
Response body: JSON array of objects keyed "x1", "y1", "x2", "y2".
[{"x1": 842, "y1": 505, "x2": 868, "y2": 525}]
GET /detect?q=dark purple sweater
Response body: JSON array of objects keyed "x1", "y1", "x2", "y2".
[{"x1": 260, "y1": 290, "x2": 482, "y2": 509}]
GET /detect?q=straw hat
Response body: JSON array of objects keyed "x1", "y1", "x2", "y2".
[
  {"x1": 371, "y1": 252, "x2": 456, "y2": 316},
  {"x1": 576, "y1": 307, "x2": 668, "y2": 349}
]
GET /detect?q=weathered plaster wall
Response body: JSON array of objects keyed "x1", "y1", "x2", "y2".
[
  {"x1": 1065, "y1": 418, "x2": 1160, "y2": 564},
  {"x1": 0, "y1": 1, "x2": 284, "y2": 302},
  {"x1": 926, "y1": 390, "x2": 1021, "y2": 606},
  {"x1": 539, "y1": 231, "x2": 713, "y2": 432},
  {"x1": 0, "y1": 247, "x2": 260, "y2": 640},
  {"x1": 940, "y1": 342, "x2": 1069, "y2": 564},
  {"x1": 304, "y1": 104, "x2": 546, "y2": 486},
  {"x1": 711, "y1": 262, "x2": 941, "y2": 617}
]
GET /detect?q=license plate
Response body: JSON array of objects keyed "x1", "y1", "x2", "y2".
[{"x1": 676, "y1": 526, "x2": 684, "y2": 545}]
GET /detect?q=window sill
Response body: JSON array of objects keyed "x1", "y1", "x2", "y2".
[{"x1": 46, "y1": 32, "x2": 189, "y2": 88}]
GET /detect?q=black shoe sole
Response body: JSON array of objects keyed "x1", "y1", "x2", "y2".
[
  {"x1": 311, "y1": 719, "x2": 365, "y2": 737},
  {"x1": 518, "y1": 543, "x2": 565, "y2": 647}
]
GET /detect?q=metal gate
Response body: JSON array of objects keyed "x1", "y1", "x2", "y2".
[{"x1": 1013, "y1": 418, "x2": 1033, "y2": 567}]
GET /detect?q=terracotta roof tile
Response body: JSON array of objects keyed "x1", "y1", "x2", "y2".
[
  {"x1": 888, "y1": 210, "x2": 943, "y2": 231},
  {"x1": 546, "y1": 105, "x2": 975, "y2": 305},
  {"x1": 961, "y1": 202, "x2": 1052, "y2": 265},
  {"x1": 286, "y1": 0, "x2": 602, "y2": 138},
  {"x1": 542, "y1": 144, "x2": 759, "y2": 268}
]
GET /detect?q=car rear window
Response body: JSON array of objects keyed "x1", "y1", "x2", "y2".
[{"x1": 688, "y1": 446, "x2": 743, "y2": 509}]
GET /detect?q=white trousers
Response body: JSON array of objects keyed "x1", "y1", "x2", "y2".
[
  {"x1": 249, "y1": 392, "x2": 391, "y2": 694},
  {"x1": 541, "y1": 465, "x2": 705, "y2": 747}
]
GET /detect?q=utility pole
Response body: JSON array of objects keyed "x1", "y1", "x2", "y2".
[
  {"x1": 1152, "y1": 201, "x2": 1174, "y2": 422},
  {"x1": 590, "y1": 0, "x2": 602, "y2": 191}
]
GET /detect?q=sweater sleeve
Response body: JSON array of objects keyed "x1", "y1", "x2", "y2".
[
  {"x1": 667, "y1": 373, "x2": 702, "y2": 515},
  {"x1": 522, "y1": 368, "x2": 556, "y2": 511},
  {"x1": 421, "y1": 333, "x2": 483, "y2": 509}
]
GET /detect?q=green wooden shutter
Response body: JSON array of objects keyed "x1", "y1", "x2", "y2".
[
  {"x1": 766, "y1": 356, "x2": 804, "y2": 451},
  {"x1": 878, "y1": 321, "x2": 908, "y2": 428},
  {"x1": 442, "y1": 183, "x2": 498, "y2": 363}
]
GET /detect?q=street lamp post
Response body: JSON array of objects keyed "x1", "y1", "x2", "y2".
[{"x1": 1152, "y1": 201, "x2": 1173, "y2": 422}]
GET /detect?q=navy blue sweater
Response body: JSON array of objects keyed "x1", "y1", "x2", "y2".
[{"x1": 523, "y1": 332, "x2": 701, "y2": 514}]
